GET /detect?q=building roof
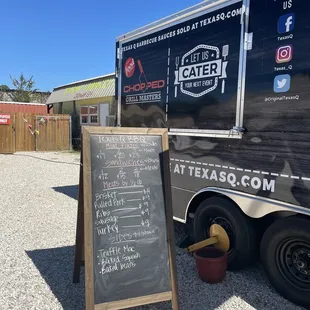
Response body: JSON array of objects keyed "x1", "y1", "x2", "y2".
[
  {"x1": 53, "y1": 73, "x2": 115, "y2": 90},
  {"x1": 46, "y1": 73, "x2": 115, "y2": 104},
  {"x1": 0, "y1": 100, "x2": 46, "y2": 106}
]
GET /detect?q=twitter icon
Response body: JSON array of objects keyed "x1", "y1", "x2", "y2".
[{"x1": 274, "y1": 74, "x2": 291, "y2": 93}]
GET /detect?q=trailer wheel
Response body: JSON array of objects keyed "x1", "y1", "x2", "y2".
[
  {"x1": 260, "y1": 216, "x2": 310, "y2": 308},
  {"x1": 193, "y1": 196, "x2": 256, "y2": 270}
]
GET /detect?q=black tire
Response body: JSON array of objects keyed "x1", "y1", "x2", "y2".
[
  {"x1": 193, "y1": 196, "x2": 256, "y2": 270},
  {"x1": 260, "y1": 216, "x2": 310, "y2": 309}
]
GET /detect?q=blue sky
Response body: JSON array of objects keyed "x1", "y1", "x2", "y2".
[{"x1": 1, "y1": 0, "x2": 201, "y2": 91}]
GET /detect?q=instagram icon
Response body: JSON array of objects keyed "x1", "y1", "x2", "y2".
[{"x1": 276, "y1": 45, "x2": 293, "y2": 63}]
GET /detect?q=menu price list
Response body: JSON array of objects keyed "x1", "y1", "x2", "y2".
[{"x1": 90, "y1": 134, "x2": 171, "y2": 304}]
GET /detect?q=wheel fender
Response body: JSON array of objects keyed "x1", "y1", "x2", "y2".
[{"x1": 185, "y1": 187, "x2": 310, "y2": 221}]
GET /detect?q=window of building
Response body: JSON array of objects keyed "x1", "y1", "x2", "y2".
[{"x1": 80, "y1": 105, "x2": 99, "y2": 125}]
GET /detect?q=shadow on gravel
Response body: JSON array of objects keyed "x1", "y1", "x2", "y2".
[
  {"x1": 52, "y1": 185, "x2": 79, "y2": 200},
  {"x1": 25, "y1": 224, "x2": 303, "y2": 310},
  {"x1": 14, "y1": 153, "x2": 80, "y2": 165},
  {"x1": 26, "y1": 246, "x2": 85, "y2": 310}
]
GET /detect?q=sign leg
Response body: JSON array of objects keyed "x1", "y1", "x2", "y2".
[{"x1": 73, "y1": 151, "x2": 84, "y2": 283}]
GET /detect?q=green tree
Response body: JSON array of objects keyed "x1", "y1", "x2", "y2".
[
  {"x1": 0, "y1": 84, "x2": 10, "y2": 101},
  {"x1": 9, "y1": 73, "x2": 38, "y2": 102}
]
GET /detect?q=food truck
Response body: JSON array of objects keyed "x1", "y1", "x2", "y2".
[{"x1": 115, "y1": 0, "x2": 310, "y2": 307}]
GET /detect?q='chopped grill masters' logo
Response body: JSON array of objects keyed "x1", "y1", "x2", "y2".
[
  {"x1": 174, "y1": 44, "x2": 229, "y2": 98},
  {"x1": 123, "y1": 57, "x2": 165, "y2": 104}
]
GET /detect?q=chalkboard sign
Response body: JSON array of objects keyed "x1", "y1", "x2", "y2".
[{"x1": 79, "y1": 127, "x2": 179, "y2": 310}]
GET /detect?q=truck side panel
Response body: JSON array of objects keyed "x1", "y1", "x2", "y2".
[
  {"x1": 170, "y1": 0, "x2": 310, "y2": 219},
  {"x1": 117, "y1": 0, "x2": 310, "y2": 220}
]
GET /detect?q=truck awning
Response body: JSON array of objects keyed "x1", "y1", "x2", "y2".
[{"x1": 46, "y1": 75, "x2": 115, "y2": 104}]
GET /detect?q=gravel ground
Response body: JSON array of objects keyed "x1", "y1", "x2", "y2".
[{"x1": 0, "y1": 151, "x2": 305, "y2": 310}]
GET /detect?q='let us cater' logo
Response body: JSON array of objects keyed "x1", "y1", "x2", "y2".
[{"x1": 174, "y1": 44, "x2": 229, "y2": 98}]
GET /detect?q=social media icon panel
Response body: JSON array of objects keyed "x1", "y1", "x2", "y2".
[
  {"x1": 274, "y1": 74, "x2": 291, "y2": 93},
  {"x1": 276, "y1": 45, "x2": 293, "y2": 63},
  {"x1": 278, "y1": 13, "x2": 295, "y2": 34}
]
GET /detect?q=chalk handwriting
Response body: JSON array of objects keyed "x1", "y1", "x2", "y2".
[
  {"x1": 117, "y1": 168, "x2": 126, "y2": 180},
  {"x1": 99, "y1": 247, "x2": 121, "y2": 257},
  {"x1": 98, "y1": 245, "x2": 141, "y2": 274},
  {"x1": 94, "y1": 197, "x2": 126, "y2": 210},
  {"x1": 95, "y1": 216, "x2": 119, "y2": 225},
  {"x1": 97, "y1": 150, "x2": 106, "y2": 160},
  {"x1": 143, "y1": 148, "x2": 155, "y2": 153},
  {"x1": 106, "y1": 143, "x2": 139, "y2": 149},
  {"x1": 95, "y1": 210, "x2": 110, "y2": 218},
  {"x1": 96, "y1": 224, "x2": 119, "y2": 235},
  {"x1": 98, "y1": 135, "x2": 157, "y2": 145},
  {"x1": 142, "y1": 194, "x2": 150, "y2": 201},
  {"x1": 120, "y1": 261, "x2": 136, "y2": 270},
  {"x1": 141, "y1": 208, "x2": 149, "y2": 216},
  {"x1": 100, "y1": 251, "x2": 140, "y2": 266},
  {"x1": 139, "y1": 202, "x2": 149, "y2": 209},
  {"x1": 122, "y1": 252, "x2": 140, "y2": 262},
  {"x1": 141, "y1": 220, "x2": 150, "y2": 227},
  {"x1": 109, "y1": 233, "x2": 133, "y2": 244},
  {"x1": 95, "y1": 191, "x2": 117, "y2": 202},
  {"x1": 101, "y1": 256, "x2": 120, "y2": 265},
  {"x1": 98, "y1": 170, "x2": 109, "y2": 180},
  {"x1": 103, "y1": 181, "x2": 120, "y2": 189},
  {"x1": 133, "y1": 168, "x2": 140, "y2": 178},
  {"x1": 129, "y1": 151, "x2": 140, "y2": 159},
  {"x1": 100, "y1": 263, "x2": 118, "y2": 274},
  {"x1": 129, "y1": 179, "x2": 142, "y2": 186},
  {"x1": 115, "y1": 150, "x2": 125, "y2": 159},
  {"x1": 92, "y1": 134, "x2": 165, "y2": 280},
  {"x1": 123, "y1": 244, "x2": 135, "y2": 253},
  {"x1": 105, "y1": 159, "x2": 144, "y2": 168},
  {"x1": 139, "y1": 165, "x2": 159, "y2": 171},
  {"x1": 132, "y1": 229, "x2": 156, "y2": 238},
  {"x1": 143, "y1": 188, "x2": 150, "y2": 194}
]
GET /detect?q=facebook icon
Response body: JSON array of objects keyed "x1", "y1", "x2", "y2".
[{"x1": 278, "y1": 13, "x2": 295, "y2": 34}]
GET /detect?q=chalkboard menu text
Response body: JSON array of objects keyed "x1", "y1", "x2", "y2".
[{"x1": 79, "y1": 127, "x2": 178, "y2": 310}]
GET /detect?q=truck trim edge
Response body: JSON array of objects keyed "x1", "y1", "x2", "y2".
[
  {"x1": 116, "y1": 0, "x2": 242, "y2": 44},
  {"x1": 172, "y1": 186, "x2": 310, "y2": 223}
]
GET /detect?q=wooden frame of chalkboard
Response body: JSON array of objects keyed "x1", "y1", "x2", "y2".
[
  {"x1": 73, "y1": 137, "x2": 85, "y2": 284},
  {"x1": 81, "y1": 126, "x2": 179, "y2": 310}
]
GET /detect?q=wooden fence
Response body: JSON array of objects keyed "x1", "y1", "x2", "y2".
[{"x1": 0, "y1": 113, "x2": 71, "y2": 154}]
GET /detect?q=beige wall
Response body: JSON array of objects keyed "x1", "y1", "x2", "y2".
[
  {"x1": 75, "y1": 96, "x2": 115, "y2": 116},
  {"x1": 52, "y1": 96, "x2": 115, "y2": 116},
  {"x1": 52, "y1": 96, "x2": 116, "y2": 144}
]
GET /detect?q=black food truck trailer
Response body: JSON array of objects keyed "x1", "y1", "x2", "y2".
[{"x1": 115, "y1": 0, "x2": 310, "y2": 307}]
